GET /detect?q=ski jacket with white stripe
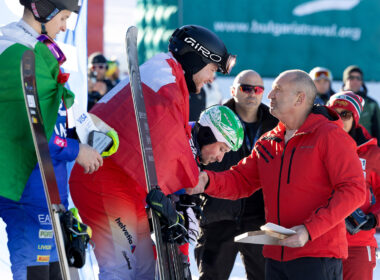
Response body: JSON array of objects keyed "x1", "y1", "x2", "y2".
[
  {"x1": 205, "y1": 106, "x2": 366, "y2": 261},
  {"x1": 86, "y1": 52, "x2": 199, "y2": 195}
]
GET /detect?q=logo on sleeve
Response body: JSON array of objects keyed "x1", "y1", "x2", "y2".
[{"x1": 37, "y1": 255, "x2": 50, "y2": 262}]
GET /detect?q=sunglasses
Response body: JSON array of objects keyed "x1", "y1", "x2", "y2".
[
  {"x1": 338, "y1": 111, "x2": 353, "y2": 121},
  {"x1": 37, "y1": 34, "x2": 66, "y2": 65},
  {"x1": 238, "y1": 84, "x2": 264, "y2": 95},
  {"x1": 91, "y1": 64, "x2": 107, "y2": 70},
  {"x1": 348, "y1": 75, "x2": 362, "y2": 81}
]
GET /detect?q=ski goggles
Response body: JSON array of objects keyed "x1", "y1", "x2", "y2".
[
  {"x1": 314, "y1": 70, "x2": 331, "y2": 80},
  {"x1": 238, "y1": 84, "x2": 264, "y2": 95},
  {"x1": 37, "y1": 34, "x2": 66, "y2": 65},
  {"x1": 222, "y1": 54, "x2": 236, "y2": 74}
]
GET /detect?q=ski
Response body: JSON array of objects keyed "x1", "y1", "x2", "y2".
[
  {"x1": 21, "y1": 50, "x2": 79, "y2": 280},
  {"x1": 125, "y1": 26, "x2": 184, "y2": 279}
]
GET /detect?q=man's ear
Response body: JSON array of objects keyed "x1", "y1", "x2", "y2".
[
  {"x1": 295, "y1": 91, "x2": 306, "y2": 106},
  {"x1": 231, "y1": 86, "x2": 236, "y2": 97}
]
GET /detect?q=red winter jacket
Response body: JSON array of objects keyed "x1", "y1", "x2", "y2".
[
  {"x1": 71, "y1": 53, "x2": 199, "y2": 195},
  {"x1": 205, "y1": 106, "x2": 366, "y2": 261},
  {"x1": 346, "y1": 125, "x2": 380, "y2": 247}
]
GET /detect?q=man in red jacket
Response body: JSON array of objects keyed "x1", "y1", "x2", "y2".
[
  {"x1": 188, "y1": 70, "x2": 366, "y2": 280},
  {"x1": 69, "y1": 25, "x2": 235, "y2": 279}
]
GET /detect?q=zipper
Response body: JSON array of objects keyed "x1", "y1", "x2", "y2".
[
  {"x1": 287, "y1": 147, "x2": 296, "y2": 184},
  {"x1": 277, "y1": 142, "x2": 288, "y2": 261}
]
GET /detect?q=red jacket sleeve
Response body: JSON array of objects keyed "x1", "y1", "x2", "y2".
[
  {"x1": 304, "y1": 125, "x2": 366, "y2": 241},
  {"x1": 205, "y1": 150, "x2": 261, "y2": 200}
]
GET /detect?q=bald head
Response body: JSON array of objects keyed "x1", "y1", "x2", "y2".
[
  {"x1": 232, "y1": 70, "x2": 263, "y2": 88},
  {"x1": 231, "y1": 70, "x2": 264, "y2": 120},
  {"x1": 278, "y1": 70, "x2": 317, "y2": 108}
]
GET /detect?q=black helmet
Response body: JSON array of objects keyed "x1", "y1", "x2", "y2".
[
  {"x1": 20, "y1": 0, "x2": 81, "y2": 23},
  {"x1": 169, "y1": 25, "x2": 236, "y2": 92}
]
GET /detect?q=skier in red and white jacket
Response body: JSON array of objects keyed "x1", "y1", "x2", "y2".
[
  {"x1": 328, "y1": 91, "x2": 380, "y2": 280},
  {"x1": 69, "y1": 25, "x2": 236, "y2": 279},
  {"x1": 188, "y1": 70, "x2": 366, "y2": 280}
]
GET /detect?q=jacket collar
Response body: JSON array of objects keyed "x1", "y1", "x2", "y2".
[{"x1": 269, "y1": 105, "x2": 342, "y2": 139}]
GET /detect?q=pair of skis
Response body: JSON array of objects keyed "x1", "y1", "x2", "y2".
[{"x1": 126, "y1": 26, "x2": 187, "y2": 279}]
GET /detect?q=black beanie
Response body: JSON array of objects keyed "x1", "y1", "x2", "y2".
[{"x1": 194, "y1": 123, "x2": 217, "y2": 150}]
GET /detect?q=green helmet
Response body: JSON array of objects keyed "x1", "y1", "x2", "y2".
[{"x1": 198, "y1": 105, "x2": 244, "y2": 151}]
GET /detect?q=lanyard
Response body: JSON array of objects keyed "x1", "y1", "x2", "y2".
[{"x1": 240, "y1": 119, "x2": 262, "y2": 152}]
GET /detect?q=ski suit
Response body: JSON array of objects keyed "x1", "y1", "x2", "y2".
[
  {"x1": 0, "y1": 20, "x2": 75, "y2": 279},
  {"x1": 204, "y1": 106, "x2": 366, "y2": 278},
  {"x1": 343, "y1": 125, "x2": 380, "y2": 280},
  {"x1": 69, "y1": 52, "x2": 199, "y2": 280},
  {"x1": 0, "y1": 102, "x2": 79, "y2": 279},
  {"x1": 0, "y1": 20, "x2": 74, "y2": 202}
]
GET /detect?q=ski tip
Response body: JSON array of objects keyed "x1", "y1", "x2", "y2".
[{"x1": 126, "y1": 26, "x2": 138, "y2": 37}]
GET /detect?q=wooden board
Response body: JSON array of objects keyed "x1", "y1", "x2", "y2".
[{"x1": 234, "y1": 231, "x2": 282, "y2": 245}]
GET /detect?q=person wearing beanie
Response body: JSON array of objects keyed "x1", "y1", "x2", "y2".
[
  {"x1": 342, "y1": 65, "x2": 380, "y2": 145},
  {"x1": 309, "y1": 66, "x2": 335, "y2": 105},
  {"x1": 328, "y1": 91, "x2": 380, "y2": 280},
  {"x1": 87, "y1": 52, "x2": 114, "y2": 110}
]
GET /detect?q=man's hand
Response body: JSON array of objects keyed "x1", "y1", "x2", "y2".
[
  {"x1": 76, "y1": 143, "x2": 103, "y2": 174},
  {"x1": 186, "y1": 171, "x2": 209, "y2": 195},
  {"x1": 278, "y1": 225, "x2": 309, "y2": 248}
]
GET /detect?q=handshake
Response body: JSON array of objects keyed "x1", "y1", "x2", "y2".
[{"x1": 185, "y1": 171, "x2": 209, "y2": 195}]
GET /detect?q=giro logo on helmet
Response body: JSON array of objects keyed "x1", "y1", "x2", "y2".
[{"x1": 184, "y1": 37, "x2": 222, "y2": 63}]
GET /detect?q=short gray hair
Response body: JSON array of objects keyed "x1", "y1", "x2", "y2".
[{"x1": 282, "y1": 70, "x2": 317, "y2": 107}]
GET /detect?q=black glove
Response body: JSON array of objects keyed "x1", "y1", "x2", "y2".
[
  {"x1": 60, "y1": 209, "x2": 91, "y2": 268},
  {"x1": 146, "y1": 188, "x2": 188, "y2": 244},
  {"x1": 360, "y1": 213, "x2": 377, "y2": 230}
]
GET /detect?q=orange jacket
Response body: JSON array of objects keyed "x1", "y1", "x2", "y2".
[
  {"x1": 346, "y1": 125, "x2": 380, "y2": 247},
  {"x1": 205, "y1": 106, "x2": 366, "y2": 261},
  {"x1": 73, "y1": 52, "x2": 199, "y2": 195}
]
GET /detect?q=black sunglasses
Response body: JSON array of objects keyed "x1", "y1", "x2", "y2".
[{"x1": 348, "y1": 75, "x2": 362, "y2": 81}]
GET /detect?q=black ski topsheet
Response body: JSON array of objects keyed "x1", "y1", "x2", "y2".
[
  {"x1": 21, "y1": 50, "x2": 75, "y2": 280},
  {"x1": 125, "y1": 26, "x2": 185, "y2": 279}
]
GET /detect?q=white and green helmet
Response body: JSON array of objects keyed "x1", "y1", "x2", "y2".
[{"x1": 198, "y1": 105, "x2": 244, "y2": 151}]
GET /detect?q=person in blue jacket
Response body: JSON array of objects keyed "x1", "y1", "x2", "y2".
[{"x1": 0, "y1": 102, "x2": 102, "y2": 280}]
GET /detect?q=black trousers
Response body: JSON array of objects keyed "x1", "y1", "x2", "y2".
[
  {"x1": 266, "y1": 257, "x2": 342, "y2": 280},
  {"x1": 194, "y1": 220, "x2": 265, "y2": 280},
  {"x1": 27, "y1": 262, "x2": 63, "y2": 280}
]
